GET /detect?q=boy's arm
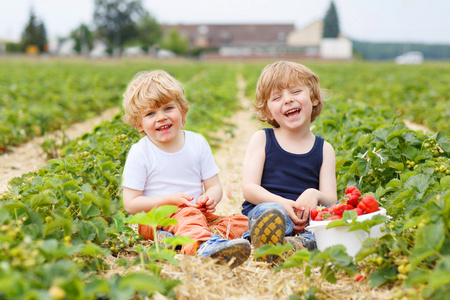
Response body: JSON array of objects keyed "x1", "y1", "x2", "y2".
[
  {"x1": 196, "y1": 174, "x2": 222, "y2": 213},
  {"x1": 295, "y1": 141, "x2": 338, "y2": 221},
  {"x1": 318, "y1": 141, "x2": 338, "y2": 205},
  {"x1": 122, "y1": 187, "x2": 197, "y2": 215},
  {"x1": 242, "y1": 131, "x2": 303, "y2": 225}
]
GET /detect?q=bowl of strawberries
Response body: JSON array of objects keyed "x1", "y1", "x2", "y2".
[{"x1": 305, "y1": 186, "x2": 389, "y2": 257}]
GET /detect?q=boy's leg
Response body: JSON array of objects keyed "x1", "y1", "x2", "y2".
[
  {"x1": 247, "y1": 202, "x2": 294, "y2": 237},
  {"x1": 247, "y1": 204, "x2": 287, "y2": 262},
  {"x1": 163, "y1": 207, "x2": 212, "y2": 255},
  {"x1": 205, "y1": 213, "x2": 249, "y2": 240}
]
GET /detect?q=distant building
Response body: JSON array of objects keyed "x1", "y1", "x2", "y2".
[
  {"x1": 288, "y1": 20, "x2": 352, "y2": 60},
  {"x1": 162, "y1": 23, "x2": 309, "y2": 60},
  {"x1": 162, "y1": 23, "x2": 294, "y2": 49},
  {"x1": 162, "y1": 22, "x2": 352, "y2": 60}
]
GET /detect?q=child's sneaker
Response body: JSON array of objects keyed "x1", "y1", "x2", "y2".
[
  {"x1": 197, "y1": 234, "x2": 251, "y2": 268},
  {"x1": 156, "y1": 230, "x2": 174, "y2": 248},
  {"x1": 284, "y1": 235, "x2": 317, "y2": 252},
  {"x1": 249, "y1": 208, "x2": 286, "y2": 263}
]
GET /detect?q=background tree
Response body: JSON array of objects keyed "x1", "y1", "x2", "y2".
[
  {"x1": 93, "y1": 0, "x2": 145, "y2": 56},
  {"x1": 322, "y1": 1, "x2": 340, "y2": 38},
  {"x1": 71, "y1": 24, "x2": 94, "y2": 55},
  {"x1": 21, "y1": 9, "x2": 47, "y2": 53},
  {"x1": 136, "y1": 12, "x2": 162, "y2": 52},
  {"x1": 160, "y1": 28, "x2": 188, "y2": 56}
]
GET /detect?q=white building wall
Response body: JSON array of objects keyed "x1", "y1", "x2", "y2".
[{"x1": 320, "y1": 37, "x2": 353, "y2": 59}]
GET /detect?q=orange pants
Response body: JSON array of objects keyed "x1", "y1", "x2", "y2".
[{"x1": 138, "y1": 206, "x2": 248, "y2": 255}]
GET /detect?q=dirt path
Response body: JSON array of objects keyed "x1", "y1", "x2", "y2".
[
  {"x1": 0, "y1": 107, "x2": 120, "y2": 193},
  {"x1": 213, "y1": 74, "x2": 261, "y2": 215}
]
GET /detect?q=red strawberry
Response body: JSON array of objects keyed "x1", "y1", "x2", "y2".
[
  {"x1": 327, "y1": 215, "x2": 342, "y2": 220},
  {"x1": 310, "y1": 205, "x2": 327, "y2": 221},
  {"x1": 354, "y1": 207, "x2": 364, "y2": 215},
  {"x1": 329, "y1": 203, "x2": 354, "y2": 217},
  {"x1": 357, "y1": 195, "x2": 379, "y2": 214},
  {"x1": 345, "y1": 186, "x2": 361, "y2": 206},
  {"x1": 315, "y1": 210, "x2": 331, "y2": 221}
]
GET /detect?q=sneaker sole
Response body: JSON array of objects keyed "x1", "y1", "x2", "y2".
[
  {"x1": 209, "y1": 240, "x2": 251, "y2": 268},
  {"x1": 250, "y1": 209, "x2": 286, "y2": 262}
]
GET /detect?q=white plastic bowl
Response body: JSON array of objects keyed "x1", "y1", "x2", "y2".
[{"x1": 305, "y1": 207, "x2": 388, "y2": 257}]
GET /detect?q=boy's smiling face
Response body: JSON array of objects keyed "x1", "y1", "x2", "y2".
[
  {"x1": 138, "y1": 101, "x2": 185, "y2": 149},
  {"x1": 266, "y1": 84, "x2": 319, "y2": 131}
]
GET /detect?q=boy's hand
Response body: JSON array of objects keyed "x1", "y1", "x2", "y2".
[
  {"x1": 295, "y1": 189, "x2": 320, "y2": 222},
  {"x1": 169, "y1": 193, "x2": 197, "y2": 208},
  {"x1": 281, "y1": 200, "x2": 306, "y2": 231},
  {"x1": 196, "y1": 195, "x2": 217, "y2": 213}
]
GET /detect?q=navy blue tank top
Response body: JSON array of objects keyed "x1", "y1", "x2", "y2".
[{"x1": 241, "y1": 128, "x2": 324, "y2": 215}]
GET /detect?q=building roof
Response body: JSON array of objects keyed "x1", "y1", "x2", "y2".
[{"x1": 162, "y1": 24, "x2": 295, "y2": 48}]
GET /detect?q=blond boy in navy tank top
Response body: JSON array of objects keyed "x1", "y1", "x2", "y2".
[{"x1": 241, "y1": 61, "x2": 338, "y2": 260}]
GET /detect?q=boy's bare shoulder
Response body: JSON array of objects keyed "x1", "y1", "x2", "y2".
[
  {"x1": 323, "y1": 140, "x2": 335, "y2": 154},
  {"x1": 250, "y1": 129, "x2": 267, "y2": 141}
]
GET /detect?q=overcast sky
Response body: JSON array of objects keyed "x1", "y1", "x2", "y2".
[{"x1": 1, "y1": 0, "x2": 449, "y2": 44}]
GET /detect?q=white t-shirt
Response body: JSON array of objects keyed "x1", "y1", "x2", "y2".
[{"x1": 121, "y1": 130, "x2": 220, "y2": 204}]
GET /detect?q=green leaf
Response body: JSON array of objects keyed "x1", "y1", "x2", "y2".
[
  {"x1": 386, "y1": 178, "x2": 402, "y2": 188},
  {"x1": 410, "y1": 222, "x2": 445, "y2": 267},
  {"x1": 125, "y1": 205, "x2": 178, "y2": 227},
  {"x1": 80, "y1": 203, "x2": 101, "y2": 218},
  {"x1": 30, "y1": 190, "x2": 59, "y2": 209},
  {"x1": 78, "y1": 243, "x2": 110, "y2": 257},
  {"x1": 369, "y1": 266, "x2": 397, "y2": 287},
  {"x1": 1, "y1": 200, "x2": 28, "y2": 211},
  {"x1": 347, "y1": 215, "x2": 390, "y2": 235},
  {"x1": 358, "y1": 134, "x2": 371, "y2": 147},
  {"x1": 87, "y1": 217, "x2": 108, "y2": 242},
  {"x1": 428, "y1": 256, "x2": 450, "y2": 291},
  {"x1": 119, "y1": 273, "x2": 167, "y2": 294},
  {"x1": 275, "y1": 249, "x2": 311, "y2": 272},
  {"x1": 405, "y1": 174, "x2": 431, "y2": 198},
  {"x1": 440, "y1": 176, "x2": 450, "y2": 190},
  {"x1": 435, "y1": 131, "x2": 450, "y2": 153},
  {"x1": 254, "y1": 243, "x2": 293, "y2": 259},
  {"x1": 388, "y1": 161, "x2": 404, "y2": 172},
  {"x1": 162, "y1": 235, "x2": 195, "y2": 249},
  {"x1": 111, "y1": 212, "x2": 127, "y2": 232},
  {"x1": 148, "y1": 248, "x2": 179, "y2": 266}
]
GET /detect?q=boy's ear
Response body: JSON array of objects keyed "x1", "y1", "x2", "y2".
[{"x1": 312, "y1": 98, "x2": 320, "y2": 107}]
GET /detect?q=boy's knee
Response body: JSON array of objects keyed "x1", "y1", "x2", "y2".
[{"x1": 257, "y1": 202, "x2": 285, "y2": 213}]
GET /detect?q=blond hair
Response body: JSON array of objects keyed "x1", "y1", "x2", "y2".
[
  {"x1": 122, "y1": 70, "x2": 189, "y2": 132},
  {"x1": 254, "y1": 61, "x2": 323, "y2": 127}
]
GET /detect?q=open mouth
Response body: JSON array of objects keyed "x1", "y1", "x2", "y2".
[
  {"x1": 284, "y1": 108, "x2": 300, "y2": 117},
  {"x1": 157, "y1": 124, "x2": 172, "y2": 131}
]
